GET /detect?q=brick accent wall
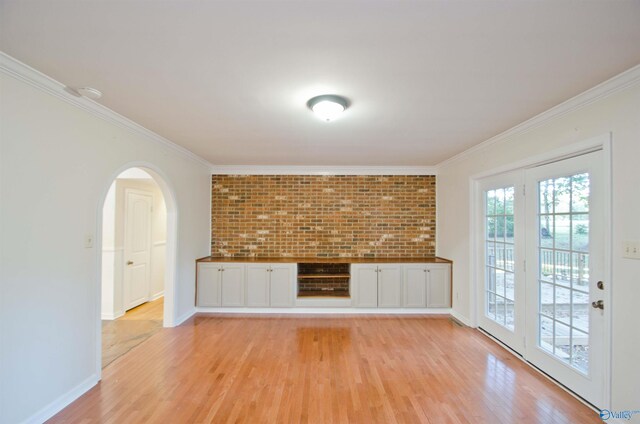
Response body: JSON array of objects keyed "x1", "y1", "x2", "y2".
[{"x1": 211, "y1": 175, "x2": 436, "y2": 258}]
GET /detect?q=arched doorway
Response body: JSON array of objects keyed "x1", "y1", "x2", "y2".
[{"x1": 97, "y1": 164, "x2": 178, "y2": 369}]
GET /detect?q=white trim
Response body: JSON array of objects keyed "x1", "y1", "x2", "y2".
[
  {"x1": 196, "y1": 306, "x2": 451, "y2": 315},
  {"x1": 153, "y1": 240, "x2": 167, "y2": 247},
  {"x1": 450, "y1": 309, "x2": 475, "y2": 327},
  {"x1": 469, "y1": 134, "x2": 610, "y2": 181},
  {"x1": 0, "y1": 52, "x2": 211, "y2": 169},
  {"x1": 601, "y1": 137, "x2": 614, "y2": 414},
  {"x1": 20, "y1": 373, "x2": 99, "y2": 424},
  {"x1": 149, "y1": 292, "x2": 165, "y2": 301},
  {"x1": 174, "y1": 308, "x2": 196, "y2": 326},
  {"x1": 295, "y1": 297, "x2": 352, "y2": 308},
  {"x1": 101, "y1": 247, "x2": 124, "y2": 254},
  {"x1": 101, "y1": 311, "x2": 124, "y2": 320},
  {"x1": 438, "y1": 64, "x2": 640, "y2": 168},
  {"x1": 211, "y1": 165, "x2": 437, "y2": 175}
]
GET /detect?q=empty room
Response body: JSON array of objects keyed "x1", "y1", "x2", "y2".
[{"x1": 2, "y1": 1, "x2": 640, "y2": 423}]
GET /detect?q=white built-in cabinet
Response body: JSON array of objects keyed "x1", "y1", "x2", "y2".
[
  {"x1": 352, "y1": 263, "x2": 451, "y2": 308},
  {"x1": 198, "y1": 262, "x2": 295, "y2": 308},
  {"x1": 402, "y1": 263, "x2": 451, "y2": 308},
  {"x1": 377, "y1": 265, "x2": 403, "y2": 307},
  {"x1": 220, "y1": 264, "x2": 245, "y2": 306},
  {"x1": 197, "y1": 263, "x2": 222, "y2": 307},
  {"x1": 352, "y1": 265, "x2": 378, "y2": 307},
  {"x1": 425, "y1": 264, "x2": 451, "y2": 308},
  {"x1": 198, "y1": 261, "x2": 450, "y2": 309},
  {"x1": 269, "y1": 265, "x2": 296, "y2": 307}
]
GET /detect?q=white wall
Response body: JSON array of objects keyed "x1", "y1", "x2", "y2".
[
  {"x1": 0, "y1": 63, "x2": 210, "y2": 423},
  {"x1": 437, "y1": 77, "x2": 640, "y2": 412}
]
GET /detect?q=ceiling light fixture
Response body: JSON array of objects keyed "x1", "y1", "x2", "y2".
[
  {"x1": 307, "y1": 95, "x2": 349, "y2": 122},
  {"x1": 65, "y1": 86, "x2": 103, "y2": 100}
]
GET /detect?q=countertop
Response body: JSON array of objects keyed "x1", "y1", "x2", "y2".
[{"x1": 196, "y1": 256, "x2": 452, "y2": 264}]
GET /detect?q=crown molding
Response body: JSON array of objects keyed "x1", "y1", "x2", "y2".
[
  {"x1": 0, "y1": 51, "x2": 212, "y2": 169},
  {"x1": 437, "y1": 63, "x2": 640, "y2": 169},
  {"x1": 211, "y1": 165, "x2": 437, "y2": 175}
]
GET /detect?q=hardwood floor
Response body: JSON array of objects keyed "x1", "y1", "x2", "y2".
[
  {"x1": 101, "y1": 298, "x2": 163, "y2": 368},
  {"x1": 53, "y1": 315, "x2": 600, "y2": 423}
]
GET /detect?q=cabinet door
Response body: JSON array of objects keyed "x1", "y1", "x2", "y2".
[
  {"x1": 403, "y1": 265, "x2": 427, "y2": 307},
  {"x1": 352, "y1": 265, "x2": 378, "y2": 307},
  {"x1": 197, "y1": 263, "x2": 221, "y2": 306},
  {"x1": 426, "y1": 264, "x2": 451, "y2": 308},
  {"x1": 270, "y1": 264, "x2": 295, "y2": 307},
  {"x1": 221, "y1": 264, "x2": 245, "y2": 306},
  {"x1": 378, "y1": 264, "x2": 402, "y2": 307},
  {"x1": 246, "y1": 264, "x2": 270, "y2": 307}
]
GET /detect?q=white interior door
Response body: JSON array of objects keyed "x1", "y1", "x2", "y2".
[
  {"x1": 477, "y1": 171, "x2": 526, "y2": 354},
  {"x1": 123, "y1": 190, "x2": 152, "y2": 311},
  {"x1": 525, "y1": 151, "x2": 605, "y2": 407}
]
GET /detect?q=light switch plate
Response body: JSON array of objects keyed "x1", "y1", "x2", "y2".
[
  {"x1": 84, "y1": 235, "x2": 94, "y2": 249},
  {"x1": 623, "y1": 240, "x2": 640, "y2": 259}
]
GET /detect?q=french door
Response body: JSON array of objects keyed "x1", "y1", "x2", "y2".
[
  {"x1": 477, "y1": 171, "x2": 526, "y2": 354},
  {"x1": 525, "y1": 151, "x2": 605, "y2": 407},
  {"x1": 478, "y1": 150, "x2": 606, "y2": 408}
]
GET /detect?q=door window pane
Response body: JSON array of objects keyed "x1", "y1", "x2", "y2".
[
  {"x1": 537, "y1": 173, "x2": 591, "y2": 374},
  {"x1": 484, "y1": 186, "x2": 516, "y2": 331}
]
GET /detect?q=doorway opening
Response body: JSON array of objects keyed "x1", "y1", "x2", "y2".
[{"x1": 100, "y1": 166, "x2": 173, "y2": 368}]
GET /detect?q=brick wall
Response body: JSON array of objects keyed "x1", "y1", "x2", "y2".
[{"x1": 211, "y1": 175, "x2": 436, "y2": 258}]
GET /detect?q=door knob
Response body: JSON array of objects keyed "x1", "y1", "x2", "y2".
[
  {"x1": 127, "y1": 261, "x2": 134, "y2": 265},
  {"x1": 597, "y1": 281, "x2": 604, "y2": 290},
  {"x1": 591, "y1": 300, "x2": 604, "y2": 310}
]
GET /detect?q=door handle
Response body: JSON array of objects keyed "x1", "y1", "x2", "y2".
[
  {"x1": 597, "y1": 281, "x2": 604, "y2": 290},
  {"x1": 591, "y1": 300, "x2": 604, "y2": 310},
  {"x1": 127, "y1": 261, "x2": 134, "y2": 266}
]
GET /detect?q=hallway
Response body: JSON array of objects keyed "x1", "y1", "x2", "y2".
[{"x1": 101, "y1": 298, "x2": 163, "y2": 368}]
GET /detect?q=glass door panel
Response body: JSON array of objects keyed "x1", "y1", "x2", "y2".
[
  {"x1": 477, "y1": 171, "x2": 525, "y2": 354},
  {"x1": 525, "y1": 151, "x2": 604, "y2": 407}
]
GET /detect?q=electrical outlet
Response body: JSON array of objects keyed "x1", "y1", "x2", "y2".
[{"x1": 84, "y1": 234, "x2": 94, "y2": 249}]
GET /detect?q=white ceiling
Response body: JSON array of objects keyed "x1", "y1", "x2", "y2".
[{"x1": 1, "y1": 1, "x2": 640, "y2": 166}]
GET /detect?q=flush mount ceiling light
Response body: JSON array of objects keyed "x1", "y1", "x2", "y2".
[
  {"x1": 307, "y1": 95, "x2": 349, "y2": 122},
  {"x1": 65, "y1": 86, "x2": 103, "y2": 100}
]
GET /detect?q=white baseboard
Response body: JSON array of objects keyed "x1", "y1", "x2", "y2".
[
  {"x1": 295, "y1": 297, "x2": 352, "y2": 307},
  {"x1": 100, "y1": 311, "x2": 124, "y2": 320},
  {"x1": 172, "y1": 308, "x2": 196, "y2": 327},
  {"x1": 149, "y1": 292, "x2": 164, "y2": 301},
  {"x1": 21, "y1": 373, "x2": 99, "y2": 424},
  {"x1": 196, "y1": 306, "x2": 452, "y2": 315},
  {"x1": 450, "y1": 309, "x2": 475, "y2": 327}
]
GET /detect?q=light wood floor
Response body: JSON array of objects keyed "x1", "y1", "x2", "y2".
[
  {"x1": 101, "y1": 298, "x2": 163, "y2": 368},
  {"x1": 54, "y1": 314, "x2": 600, "y2": 423}
]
